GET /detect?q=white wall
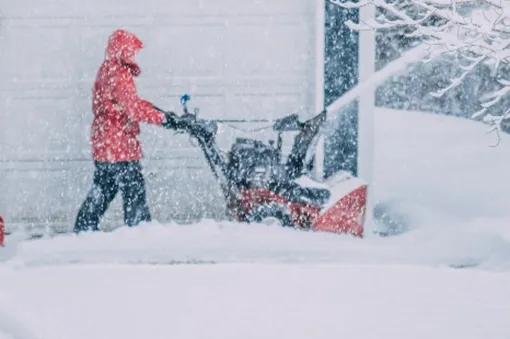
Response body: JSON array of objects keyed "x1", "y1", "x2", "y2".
[{"x1": 0, "y1": 0, "x2": 319, "y2": 233}]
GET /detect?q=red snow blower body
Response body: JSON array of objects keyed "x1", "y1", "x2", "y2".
[{"x1": 165, "y1": 95, "x2": 368, "y2": 237}]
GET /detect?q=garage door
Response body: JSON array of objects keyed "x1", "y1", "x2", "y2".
[{"x1": 0, "y1": 0, "x2": 320, "y2": 234}]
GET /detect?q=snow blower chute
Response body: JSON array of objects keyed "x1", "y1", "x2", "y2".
[{"x1": 160, "y1": 95, "x2": 368, "y2": 237}]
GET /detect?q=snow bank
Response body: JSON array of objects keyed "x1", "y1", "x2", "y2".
[
  {"x1": 373, "y1": 109, "x2": 510, "y2": 222},
  {"x1": 4, "y1": 215, "x2": 510, "y2": 271}
]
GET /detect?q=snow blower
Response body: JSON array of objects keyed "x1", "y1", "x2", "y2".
[{"x1": 159, "y1": 94, "x2": 368, "y2": 237}]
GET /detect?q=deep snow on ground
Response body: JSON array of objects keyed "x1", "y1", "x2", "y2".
[
  {"x1": 1, "y1": 108, "x2": 510, "y2": 339},
  {"x1": 1, "y1": 263, "x2": 510, "y2": 339},
  {"x1": 2, "y1": 216, "x2": 510, "y2": 271}
]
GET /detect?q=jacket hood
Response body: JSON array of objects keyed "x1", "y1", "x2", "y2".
[{"x1": 105, "y1": 29, "x2": 144, "y2": 76}]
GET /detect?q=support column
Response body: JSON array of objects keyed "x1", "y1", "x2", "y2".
[{"x1": 324, "y1": 1, "x2": 360, "y2": 178}]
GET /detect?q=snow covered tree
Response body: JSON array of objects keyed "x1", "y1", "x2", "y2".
[{"x1": 330, "y1": 0, "x2": 510, "y2": 144}]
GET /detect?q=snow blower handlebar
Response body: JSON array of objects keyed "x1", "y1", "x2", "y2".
[
  {"x1": 155, "y1": 94, "x2": 326, "y2": 143},
  {"x1": 178, "y1": 94, "x2": 218, "y2": 140},
  {"x1": 154, "y1": 94, "x2": 218, "y2": 140},
  {"x1": 167, "y1": 95, "x2": 234, "y2": 199}
]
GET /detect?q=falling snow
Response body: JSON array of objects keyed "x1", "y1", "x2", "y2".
[{"x1": 1, "y1": 1, "x2": 510, "y2": 338}]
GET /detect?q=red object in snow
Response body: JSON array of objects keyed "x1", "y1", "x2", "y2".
[
  {"x1": 233, "y1": 183, "x2": 367, "y2": 238},
  {"x1": 236, "y1": 188, "x2": 321, "y2": 228},
  {"x1": 91, "y1": 29, "x2": 165, "y2": 163},
  {"x1": 312, "y1": 185, "x2": 367, "y2": 238},
  {"x1": 0, "y1": 216, "x2": 4, "y2": 247}
]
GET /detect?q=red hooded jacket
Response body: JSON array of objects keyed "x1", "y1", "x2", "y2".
[{"x1": 91, "y1": 29, "x2": 165, "y2": 163}]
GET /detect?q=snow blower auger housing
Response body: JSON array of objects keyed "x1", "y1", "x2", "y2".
[{"x1": 163, "y1": 94, "x2": 368, "y2": 237}]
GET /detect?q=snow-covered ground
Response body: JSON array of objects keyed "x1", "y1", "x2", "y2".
[
  {"x1": 1, "y1": 263, "x2": 509, "y2": 339},
  {"x1": 1, "y1": 108, "x2": 510, "y2": 339}
]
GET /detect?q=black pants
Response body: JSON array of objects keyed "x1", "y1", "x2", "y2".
[{"x1": 74, "y1": 161, "x2": 151, "y2": 232}]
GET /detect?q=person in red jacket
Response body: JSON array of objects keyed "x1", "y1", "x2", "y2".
[{"x1": 74, "y1": 29, "x2": 177, "y2": 232}]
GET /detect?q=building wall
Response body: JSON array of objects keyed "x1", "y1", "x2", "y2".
[{"x1": 0, "y1": 0, "x2": 320, "y2": 234}]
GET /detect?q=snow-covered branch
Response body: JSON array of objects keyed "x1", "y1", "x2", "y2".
[{"x1": 330, "y1": 0, "x2": 510, "y2": 138}]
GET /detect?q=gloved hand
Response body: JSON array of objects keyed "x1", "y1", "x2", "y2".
[
  {"x1": 161, "y1": 111, "x2": 196, "y2": 132},
  {"x1": 161, "y1": 111, "x2": 179, "y2": 129}
]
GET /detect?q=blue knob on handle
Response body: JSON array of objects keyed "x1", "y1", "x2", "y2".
[{"x1": 180, "y1": 94, "x2": 191, "y2": 104}]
